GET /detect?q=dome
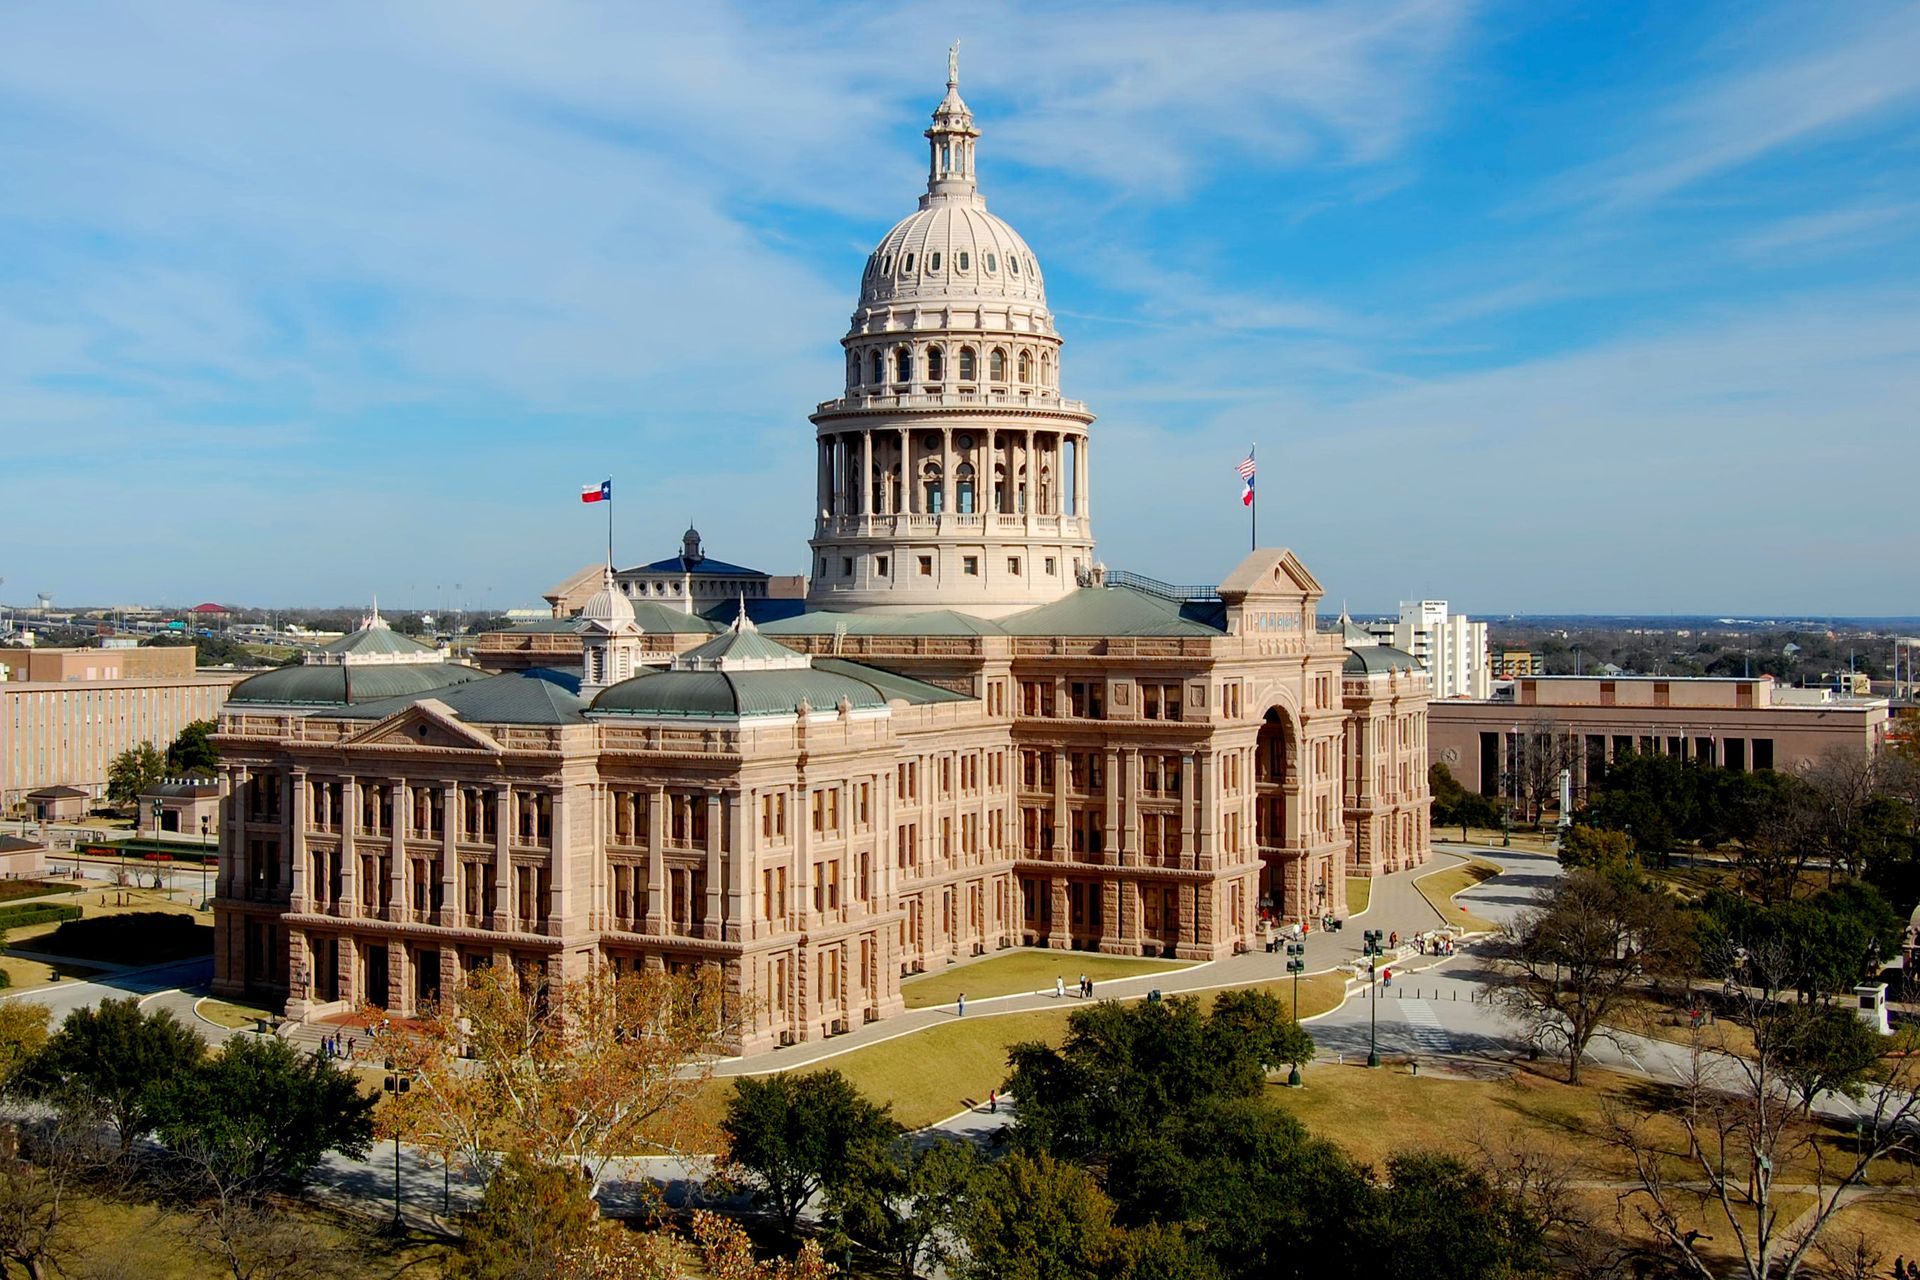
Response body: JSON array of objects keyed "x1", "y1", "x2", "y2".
[
  {"x1": 860, "y1": 203, "x2": 1046, "y2": 311},
  {"x1": 576, "y1": 568, "x2": 636, "y2": 632},
  {"x1": 226, "y1": 661, "x2": 487, "y2": 708}
]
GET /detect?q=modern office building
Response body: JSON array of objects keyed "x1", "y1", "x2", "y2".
[
  {"x1": 1360, "y1": 601, "x2": 1490, "y2": 701},
  {"x1": 210, "y1": 64, "x2": 1434, "y2": 1053},
  {"x1": 1429, "y1": 674, "x2": 1891, "y2": 799}
]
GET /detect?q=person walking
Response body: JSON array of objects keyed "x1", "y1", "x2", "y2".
[
  {"x1": 1077, "y1": 973, "x2": 1087, "y2": 999},
  {"x1": 988, "y1": 1088, "x2": 998, "y2": 1114},
  {"x1": 1382, "y1": 967, "x2": 1392, "y2": 989},
  {"x1": 1084, "y1": 976, "x2": 1094, "y2": 1000},
  {"x1": 1055, "y1": 976, "x2": 1065, "y2": 999},
  {"x1": 957, "y1": 993, "x2": 966, "y2": 1018}
]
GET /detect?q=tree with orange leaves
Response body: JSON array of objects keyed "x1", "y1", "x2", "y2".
[{"x1": 364, "y1": 962, "x2": 738, "y2": 1196}]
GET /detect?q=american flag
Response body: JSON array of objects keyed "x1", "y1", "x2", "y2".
[
  {"x1": 1236, "y1": 456, "x2": 1256, "y2": 481},
  {"x1": 1237, "y1": 453, "x2": 1256, "y2": 507}
]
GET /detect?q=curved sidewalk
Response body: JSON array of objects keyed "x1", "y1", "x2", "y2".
[{"x1": 712, "y1": 851, "x2": 1474, "y2": 1079}]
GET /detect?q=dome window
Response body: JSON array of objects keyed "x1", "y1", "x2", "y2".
[
  {"x1": 929, "y1": 251, "x2": 941, "y2": 271},
  {"x1": 957, "y1": 433, "x2": 974, "y2": 451},
  {"x1": 1018, "y1": 351, "x2": 1032, "y2": 382},
  {"x1": 1009, "y1": 256, "x2": 1020, "y2": 275},
  {"x1": 1026, "y1": 256, "x2": 1036, "y2": 276},
  {"x1": 985, "y1": 252, "x2": 998, "y2": 273},
  {"x1": 959, "y1": 347, "x2": 976, "y2": 380},
  {"x1": 990, "y1": 349, "x2": 1007, "y2": 381},
  {"x1": 903, "y1": 252, "x2": 915, "y2": 272},
  {"x1": 882, "y1": 255, "x2": 893, "y2": 274},
  {"x1": 870, "y1": 351, "x2": 884, "y2": 384},
  {"x1": 928, "y1": 347, "x2": 944, "y2": 380},
  {"x1": 957, "y1": 251, "x2": 970, "y2": 271},
  {"x1": 894, "y1": 347, "x2": 912, "y2": 383}
]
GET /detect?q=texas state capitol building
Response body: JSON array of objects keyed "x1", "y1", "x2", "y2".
[{"x1": 211, "y1": 67, "x2": 1434, "y2": 1054}]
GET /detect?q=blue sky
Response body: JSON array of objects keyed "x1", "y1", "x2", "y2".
[{"x1": 2, "y1": 1, "x2": 1917, "y2": 615}]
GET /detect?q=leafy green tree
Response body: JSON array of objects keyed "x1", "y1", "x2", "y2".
[
  {"x1": 1557, "y1": 824, "x2": 1634, "y2": 872},
  {"x1": 1109, "y1": 1222, "x2": 1223, "y2": 1280},
  {"x1": 1361, "y1": 1152, "x2": 1546, "y2": 1280},
  {"x1": 446, "y1": 1153, "x2": 597, "y2": 1280},
  {"x1": 1429, "y1": 763, "x2": 1467, "y2": 831},
  {"x1": 0, "y1": 1002, "x2": 50, "y2": 1094},
  {"x1": 1206, "y1": 988, "x2": 1314, "y2": 1074},
  {"x1": 31, "y1": 996, "x2": 203, "y2": 1148},
  {"x1": 105, "y1": 741, "x2": 167, "y2": 810},
  {"x1": 829, "y1": 1137, "x2": 977, "y2": 1279},
  {"x1": 153, "y1": 1034, "x2": 374, "y2": 1195},
  {"x1": 166, "y1": 719, "x2": 219, "y2": 776},
  {"x1": 1106, "y1": 1098, "x2": 1367, "y2": 1279},
  {"x1": 1006, "y1": 996, "x2": 1268, "y2": 1162},
  {"x1": 1772, "y1": 1002, "x2": 1882, "y2": 1114},
  {"x1": 722, "y1": 1069, "x2": 901, "y2": 1241},
  {"x1": 954, "y1": 1151, "x2": 1114, "y2": 1280},
  {"x1": 1703, "y1": 881, "x2": 1901, "y2": 1001}
]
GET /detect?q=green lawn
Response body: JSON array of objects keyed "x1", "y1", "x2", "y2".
[
  {"x1": 1346, "y1": 876, "x2": 1372, "y2": 916},
  {"x1": 1414, "y1": 859, "x2": 1501, "y2": 932},
  {"x1": 900, "y1": 949, "x2": 1197, "y2": 1009}
]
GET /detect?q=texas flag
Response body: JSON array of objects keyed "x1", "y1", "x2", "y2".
[
  {"x1": 580, "y1": 480, "x2": 612, "y2": 504},
  {"x1": 1236, "y1": 454, "x2": 1256, "y2": 507}
]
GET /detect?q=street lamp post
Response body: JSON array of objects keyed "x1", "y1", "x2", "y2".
[
  {"x1": 1367, "y1": 959, "x2": 1380, "y2": 1068},
  {"x1": 199, "y1": 814, "x2": 211, "y2": 910},
  {"x1": 382, "y1": 1065, "x2": 410, "y2": 1233},
  {"x1": 1286, "y1": 942, "x2": 1307, "y2": 1087}
]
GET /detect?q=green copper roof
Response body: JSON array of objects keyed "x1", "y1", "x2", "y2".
[
  {"x1": 1343, "y1": 646, "x2": 1423, "y2": 675},
  {"x1": 998, "y1": 587, "x2": 1227, "y2": 637},
  {"x1": 759, "y1": 609, "x2": 1005, "y2": 636},
  {"x1": 226, "y1": 662, "x2": 488, "y2": 708},
  {"x1": 336, "y1": 667, "x2": 588, "y2": 725},
  {"x1": 678, "y1": 624, "x2": 806, "y2": 667},
  {"x1": 590, "y1": 657, "x2": 970, "y2": 719},
  {"x1": 318, "y1": 623, "x2": 441, "y2": 658},
  {"x1": 486, "y1": 605, "x2": 721, "y2": 637}
]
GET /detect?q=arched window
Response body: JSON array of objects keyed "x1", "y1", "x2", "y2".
[
  {"x1": 985, "y1": 252, "x2": 998, "y2": 273},
  {"x1": 895, "y1": 347, "x2": 912, "y2": 383},
  {"x1": 990, "y1": 349, "x2": 1007, "y2": 381},
  {"x1": 957, "y1": 251, "x2": 970, "y2": 271},
  {"x1": 1009, "y1": 255, "x2": 1020, "y2": 275},
  {"x1": 959, "y1": 346, "x2": 976, "y2": 380},
  {"x1": 1018, "y1": 351, "x2": 1032, "y2": 382},
  {"x1": 847, "y1": 353, "x2": 859, "y2": 385},
  {"x1": 903, "y1": 252, "x2": 915, "y2": 272},
  {"x1": 929, "y1": 251, "x2": 941, "y2": 272},
  {"x1": 956, "y1": 462, "x2": 976, "y2": 514},
  {"x1": 1042, "y1": 352, "x2": 1053, "y2": 386},
  {"x1": 922, "y1": 462, "x2": 944, "y2": 514},
  {"x1": 928, "y1": 347, "x2": 944, "y2": 381},
  {"x1": 870, "y1": 351, "x2": 884, "y2": 384},
  {"x1": 882, "y1": 255, "x2": 893, "y2": 274}
]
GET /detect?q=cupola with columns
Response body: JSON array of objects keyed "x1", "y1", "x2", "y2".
[
  {"x1": 807, "y1": 47, "x2": 1096, "y2": 617},
  {"x1": 575, "y1": 566, "x2": 644, "y2": 694}
]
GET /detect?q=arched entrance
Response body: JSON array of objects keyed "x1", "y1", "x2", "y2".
[{"x1": 1256, "y1": 707, "x2": 1300, "y2": 919}]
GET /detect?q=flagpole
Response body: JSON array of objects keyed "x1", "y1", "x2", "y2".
[
  {"x1": 1249, "y1": 443, "x2": 1257, "y2": 552},
  {"x1": 606, "y1": 479, "x2": 614, "y2": 570}
]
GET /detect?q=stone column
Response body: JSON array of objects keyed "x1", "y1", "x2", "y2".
[
  {"x1": 646, "y1": 788, "x2": 667, "y2": 936},
  {"x1": 1194, "y1": 753, "x2": 1214, "y2": 870},
  {"x1": 390, "y1": 779, "x2": 408, "y2": 922},
  {"x1": 1051, "y1": 749, "x2": 1069, "y2": 865},
  {"x1": 725, "y1": 794, "x2": 747, "y2": 943},
  {"x1": 1075, "y1": 433, "x2": 1090, "y2": 520},
  {"x1": 1023, "y1": 430, "x2": 1038, "y2": 528},
  {"x1": 703, "y1": 792, "x2": 723, "y2": 940},
  {"x1": 439, "y1": 782, "x2": 459, "y2": 927},
  {"x1": 940, "y1": 426, "x2": 954, "y2": 518},
  {"x1": 860, "y1": 432, "x2": 873, "y2": 520},
  {"x1": 898, "y1": 427, "x2": 911, "y2": 515},
  {"x1": 288, "y1": 769, "x2": 309, "y2": 911},
  {"x1": 1179, "y1": 751, "x2": 1197, "y2": 868},
  {"x1": 984, "y1": 426, "x2": 998, "y2": 513},
  {"x1": 492, "y1": 786, "x2": 512, "y2": 931},
  {"x1": 218, "y1": 765, "x2": 247, "y2": 899},
  {"x1": 549, "y1": 785, "x2": 571, "y2": 936}
]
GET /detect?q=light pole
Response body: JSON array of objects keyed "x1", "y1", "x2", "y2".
[
  {"x1": 382, "y1": 1063, "x2": 410, "y2": 1233},
  {"x1": 199, "y1": 813, "x2": 211, "y2": 909},
  {"x1": 1367, "y1": 958, "x2": 1380, "y2": 1068},
  {"x1": 1286, "y1": 942, "x2": 1307, "y2": 1086}
]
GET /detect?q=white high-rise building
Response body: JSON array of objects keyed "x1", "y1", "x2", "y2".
[{"x1": 1365, "y1": 600, "x2": 1489, "y2": 701}]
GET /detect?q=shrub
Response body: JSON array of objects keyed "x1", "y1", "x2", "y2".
[{"x1": 0, "y1": 903, "x2": 84, "y2": 930}]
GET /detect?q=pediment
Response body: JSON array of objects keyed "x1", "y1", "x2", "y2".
[
  {"x1": 343, "y1": 700, "x2": 501, "y2": 753},
  {"x1": 1216, "y1": 547, "x2": 1325, "y2": 604}
]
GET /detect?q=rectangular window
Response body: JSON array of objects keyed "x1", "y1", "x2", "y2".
[
  {"x1": 919, "y1": 555, "x2": 933, "y2": 576},
  {"x1": 1007, "y1": 557, "x2": 1021, "y2": 576},
  {"x1": 841, "y1": 556, "x2": 853, "y2": 577},
  {"x1": 963, "y1": 556, "x2": 979, "y2": 576},
  {"x1": 876, "y1": 555, "x2": 890, "y2": 577},
  {"x1": 1044, "y1": 557, "x2": 1056, "y2": 575}
]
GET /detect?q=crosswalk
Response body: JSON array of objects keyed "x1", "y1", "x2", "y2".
[{"x1": 1397, "y1": 999, "x2": 1453, "y2": 1055}]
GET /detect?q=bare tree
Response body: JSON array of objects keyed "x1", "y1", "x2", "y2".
[
  {"x1": 0, "y1": 1111, "x2": 123, "y2": 1280},
  {"x1": 1605, "y1": 969, "x2": 1920, "y2": 1280},
  {"x1": 1486, "y1": 868, "x2": 1690, "y2": 1083},
  {"x1": 1799, "y1": 749, "x2": 1884, "y2": 881},
  {"x1": 1505, "y1": 716, "x2": 1578, "y2": 827}
]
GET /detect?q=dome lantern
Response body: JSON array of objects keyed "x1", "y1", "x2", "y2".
[{"x1": 925, "y1": 41, "x2": 981, "y2": 203}]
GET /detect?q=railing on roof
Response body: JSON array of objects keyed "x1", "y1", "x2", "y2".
[{"x1": 1103, "y1": 570, "x2": 1221, "y2": 604}]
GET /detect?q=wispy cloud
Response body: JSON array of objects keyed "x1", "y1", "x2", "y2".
[{"x1": 1735, "y1": 200, "x2": 1920, "y2": 257}]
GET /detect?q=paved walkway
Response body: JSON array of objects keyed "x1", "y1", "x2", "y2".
[{"x1": 712, "y1": 851, "x2": 1474, "y2": 1079}]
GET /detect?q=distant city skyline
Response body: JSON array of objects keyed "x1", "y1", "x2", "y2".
[{"x1": 3, "y1": 2, "x2": 1917, "y2": 614}]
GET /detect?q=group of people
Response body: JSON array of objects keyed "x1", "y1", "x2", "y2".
[
  {"x1": 1055, "y1": 974, "x2": 1095, "y2": 999},
  {"x1": 318, "y1": 1032, "x2": 356, "y2": 1060}
]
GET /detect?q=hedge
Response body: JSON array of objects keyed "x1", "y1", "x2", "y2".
[
  {"x1": 0, "y1": 903, "x2": 84, "y2": 929},
  {"x1": 33, "y1": 911, "x2": 212, "y2": 966}
]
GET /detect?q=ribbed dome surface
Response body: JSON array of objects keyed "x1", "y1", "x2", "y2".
[{"x1": 861, "y1": 202, "x2": 1046, "y2": 310}]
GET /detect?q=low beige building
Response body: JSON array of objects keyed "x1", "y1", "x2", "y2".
[
  {"x1": 140, "y1": 777, "x2": 222, "y2": 838},
  {"x1": 1430, "y1": 674, "x2": 1891, "y2": 798},
  {"x1": 6, "y1": 645, "x2": 197, "y2": 683}
]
